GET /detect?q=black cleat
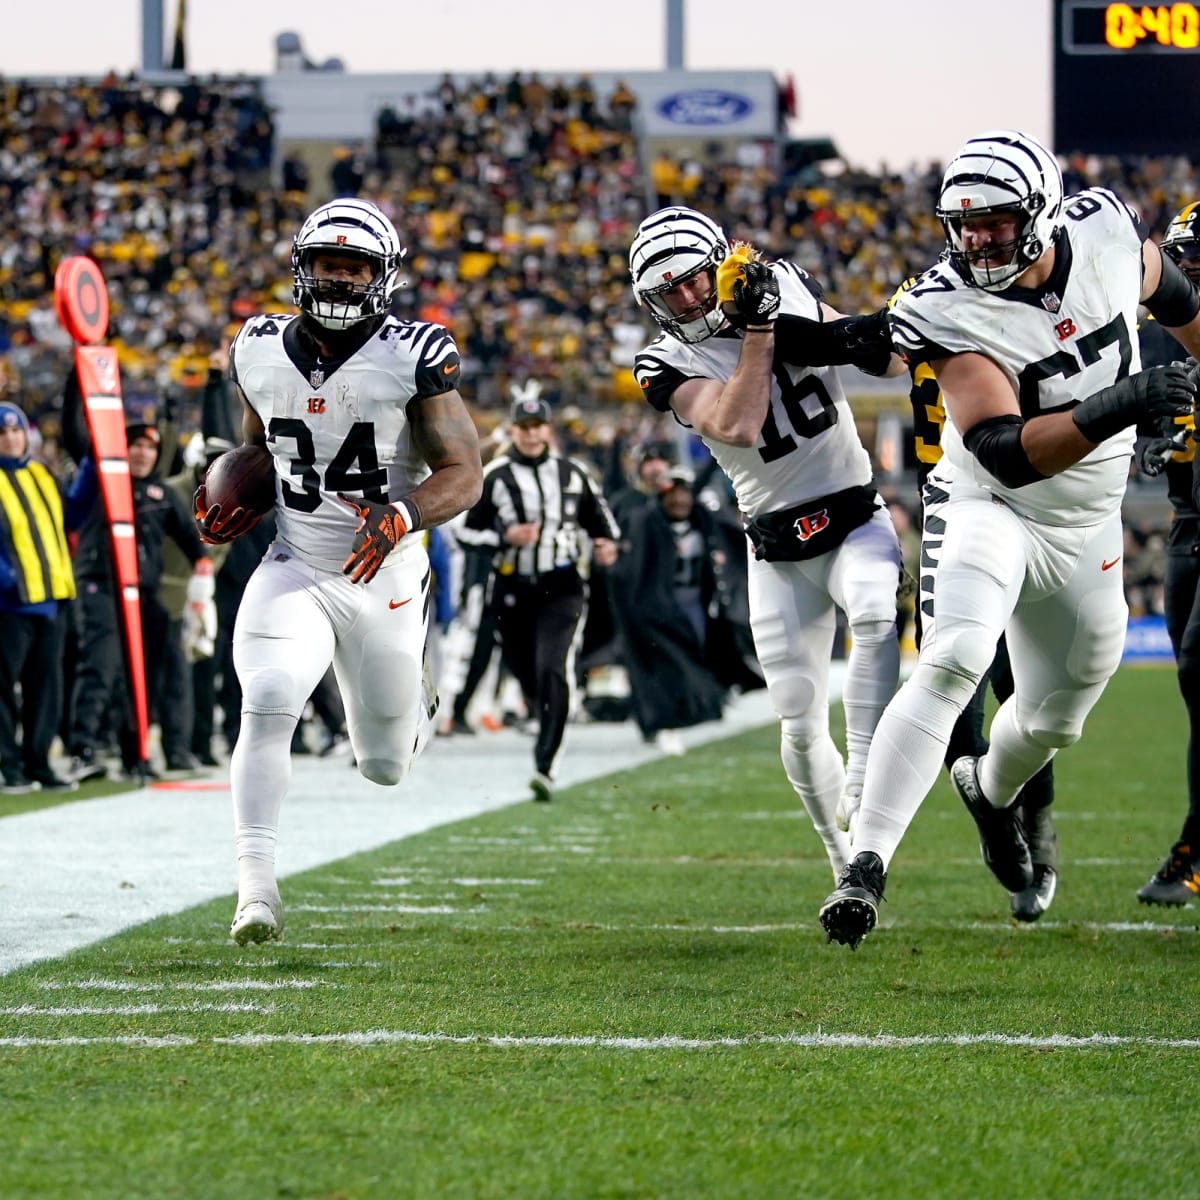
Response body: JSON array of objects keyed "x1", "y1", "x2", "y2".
[
  {"x1": 819, "y1": 851, "x2": 887, "y2": 950},
  {"x1": 1011, "y1": 803, "x2": 1058, "y2": 921},
  {"x1": 1011, "y1": 865, "x2": 1058, "y2": 922},
  {"x1": 1137, "y1": 841, "x2": 1200, "y2": 906},
  {"x1": 950, "y1": 756, "x2": 1033, "y2": 893},
  {"x1": 69, "y1": 752, "x2": 108, "y2": 784}
]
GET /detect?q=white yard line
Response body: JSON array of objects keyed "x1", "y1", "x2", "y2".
[
  {"x1": 2, "y1": 1028, "x2": 1199, "y2": 1051},
  {"x1": 1, "y1": 1002, "x2": 273, "y2": 1015},
  {"x1": 36, "y1": 977, "x2": 331, "y2": 991},
  {"x1": 0, "y1": 689, "x2": 780, "y2": 975}
]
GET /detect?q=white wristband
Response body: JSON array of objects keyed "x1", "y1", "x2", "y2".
[{"x1": 390, "y1": 500, "x2": 415, "y2": 532}]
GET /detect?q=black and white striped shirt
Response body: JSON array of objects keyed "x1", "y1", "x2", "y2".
[{"x1": 458, "y1": 450, "x2": 619, "y2": 579}]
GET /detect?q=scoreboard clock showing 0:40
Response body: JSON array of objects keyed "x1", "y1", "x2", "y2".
[
  {"x1": 1063, "y1": 1, "x2": 1200, "y2": 49},
  {"x1": 1054, "y1": 0, "x2": 1200, "y2": 154}
]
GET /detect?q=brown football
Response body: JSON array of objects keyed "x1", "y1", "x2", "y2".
[{"x1": 202, "y1": 444, "x2": 277, "y2": 516}]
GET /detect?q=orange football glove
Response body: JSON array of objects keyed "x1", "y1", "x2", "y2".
[
  {"x1": 338, "y1": 494, "x2": 412, "y2": 584},
  {"x1": 193, "y1": 483, "x2": 262, "y2": 546}
]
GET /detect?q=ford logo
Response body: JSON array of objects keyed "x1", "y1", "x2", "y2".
[{"x1": 656, "y1": 90, "x2": 754, "y2": 126}]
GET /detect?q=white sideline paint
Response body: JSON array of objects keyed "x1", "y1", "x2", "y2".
[
  {"x1": 0, "y1": 689, "x2": 782, "y2": 975},
  {"x1": 3, "y1": 1028, "x2": 1200, "y2": 1051}
]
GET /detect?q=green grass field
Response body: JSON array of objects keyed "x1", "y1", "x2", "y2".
[{"x1": 1, "y1": 665, "x2": 1197, "y2": 1199}]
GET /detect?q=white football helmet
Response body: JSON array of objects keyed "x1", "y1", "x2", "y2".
[
  {"x1": 629, "y1": 207, "x2": 729, "y2": 343},
  {"x1": 936, "y1": 130, "x2": 1063, "y2": 292},
  {"x1": 291, "y1": 199, "x2": 406, "y2": 330},
  {"x1": 1162, "y1": 201, "x2": 1200, "y2": 283}
]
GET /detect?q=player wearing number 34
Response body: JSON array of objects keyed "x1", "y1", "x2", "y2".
[
  {"x1": 630, "y1": 207, "x2": 906, "y2": 883},
  {"x1": 194, "y1": 198, "x2": 483, "y2": 946},
  {"x1": 820, "y1": 130, "x2": 1200, "y2": 950}
]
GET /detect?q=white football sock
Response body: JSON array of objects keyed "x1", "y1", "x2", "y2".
[
  {"x1": 979, "y1": 699, "x2": 1057, "y2": 809},
  {"x1": 853, "y1": 662, "x2": 977, "y2": 868},
  {"x1": 231, "y1": 711, "x2": 294, "y2": 899},
  {"x1": 842, "y1": 617, "x2": 900, "y2": 795},
  {"x1": 781, "y1": 720, "x2": 851, "y2": 876}
]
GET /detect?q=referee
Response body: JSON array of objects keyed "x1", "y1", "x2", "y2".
[{"x1": 460, "y1": 391, "x2": 619, "y2": 800}]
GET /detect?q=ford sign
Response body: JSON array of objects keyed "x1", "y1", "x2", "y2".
[{"x1": 656, "y1": 90, "x2": 754, "y2": 127}]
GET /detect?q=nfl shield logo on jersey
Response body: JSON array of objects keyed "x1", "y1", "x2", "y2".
[{"x1": 309, "y1": 368, "x2": 325, "y2": 388}]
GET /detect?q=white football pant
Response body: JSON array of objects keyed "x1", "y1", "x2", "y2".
[
  {"x1": 748, "y1": 507, "x2": 902, "y2": 876},
  {"x1": 854, "y1": 482, "x2": 1127, "y2": 868},
  {"x1": 230, "y1": 538, "x2": 431, "y2": 894}
]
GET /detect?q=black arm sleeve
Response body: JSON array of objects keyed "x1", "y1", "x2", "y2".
[
  {"x1": 1145, "y1": 251, "x2": 1200, "y2": 327},
  {"x1": 962, "y1": 415, "x2": 1048, "y2": 488},
  {"x1": 772, "y1": 308, "x2": 893, "y2": 376},
  {"x1": 60, "y1": 367, "x2": 93, "y2": 464}
]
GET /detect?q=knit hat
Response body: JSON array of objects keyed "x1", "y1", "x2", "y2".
[
  {"x1": 125, "y1": 422, "x2": 161, "y2": 447},
  {"x1": 0, "y1": 402, "x2": 29, "y2": 434}
]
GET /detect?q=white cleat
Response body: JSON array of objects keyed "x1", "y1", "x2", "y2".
[
  {"x1": 656, "y1": 729, "x2": 686, "y2": 756},
  {"x1": 230, "y1": 897, "x2": 284, "y2": 946}
]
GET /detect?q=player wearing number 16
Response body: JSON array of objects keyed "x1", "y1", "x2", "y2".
[
  {"x1": 629, "y1": 208, "x2": 905, "y2": 884},
  {"x1": 820, "y1": 130, "x2": 1200, "y2": 950},
  {"x1": 200, "y1": 198, "x2": 482, "y2": 946}
]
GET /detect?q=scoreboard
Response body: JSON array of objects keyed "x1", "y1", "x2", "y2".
[{"x1": 1054, "y1": 1, "x2": 1200, "y2": 155}]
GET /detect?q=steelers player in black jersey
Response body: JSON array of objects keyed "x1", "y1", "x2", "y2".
[{"x1": 1130, "y1": 201, "x2": 1200, "y2": 905}]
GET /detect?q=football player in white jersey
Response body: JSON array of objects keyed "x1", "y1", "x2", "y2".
[
  {"x1": 630, "y1": 206, "x2": 904, "y2": 881},
  {"x1": 193, "y1": 198, "x2": 483, "y2": 945},
  {"x1": 820, "y1": 130, "x2": 1200, "y2": 949}
]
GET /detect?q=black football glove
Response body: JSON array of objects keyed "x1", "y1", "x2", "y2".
[
  {"x1": 339, "y1": 494, "x2": 412, "y2": 584},
  {"x1": 1072, "y1": 363, "x2": 1197, "y2": 444},
  {"x1": 192, "y1": 482, "x2": 262, "y2": 546},
  {"x1": 1135, "y1": 430, "x2": 1190, "y2": 477},
  {"x1": 715, "y1": 244, "x2": 780, "y2": 330},
  {"x1": 733, "y1": 260, "x2": 780, "y2": 327}
]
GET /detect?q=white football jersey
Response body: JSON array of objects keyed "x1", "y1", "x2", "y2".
[
  {"x1": 890, "y1": 187, "x2": 1147, "y2": 526},
  {"x1": 231, "y1": 312, "x2": 461, "y2": 571},
  {"x1": 633, "y1": 261, "x2": 873, "y2": 519}
]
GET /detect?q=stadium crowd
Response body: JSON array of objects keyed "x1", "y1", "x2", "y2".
[{"x1": 0, "y1": 70, "x2": 1195, "y2": 792}]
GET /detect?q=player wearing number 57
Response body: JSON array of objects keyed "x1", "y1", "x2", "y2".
[
  {"x1": 821, "y1": 130, "x2": 1200, "y2": 950},
  {"x1": 194, "y1": 197, "x2": 482, "y2": 946},
  {"x1": 629, "y1": 207, "x2": 905, "y2": 885}
]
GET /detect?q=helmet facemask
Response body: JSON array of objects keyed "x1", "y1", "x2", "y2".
[
  {"x1": 940, "y1": 195, "x2": 1049, "y2": 291},
  {"x1": 629, "y1": 207, "x2": 729, "y2": 344},
  {"x1": 294, "y1": 247, "x2": 393, "y2": 330},
  {"x1": 291, "y1": 200, "x2": 405, "y2": 330},
  {"x1": 637, "y1": 259, "x2": 726, "y2": 344}
]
